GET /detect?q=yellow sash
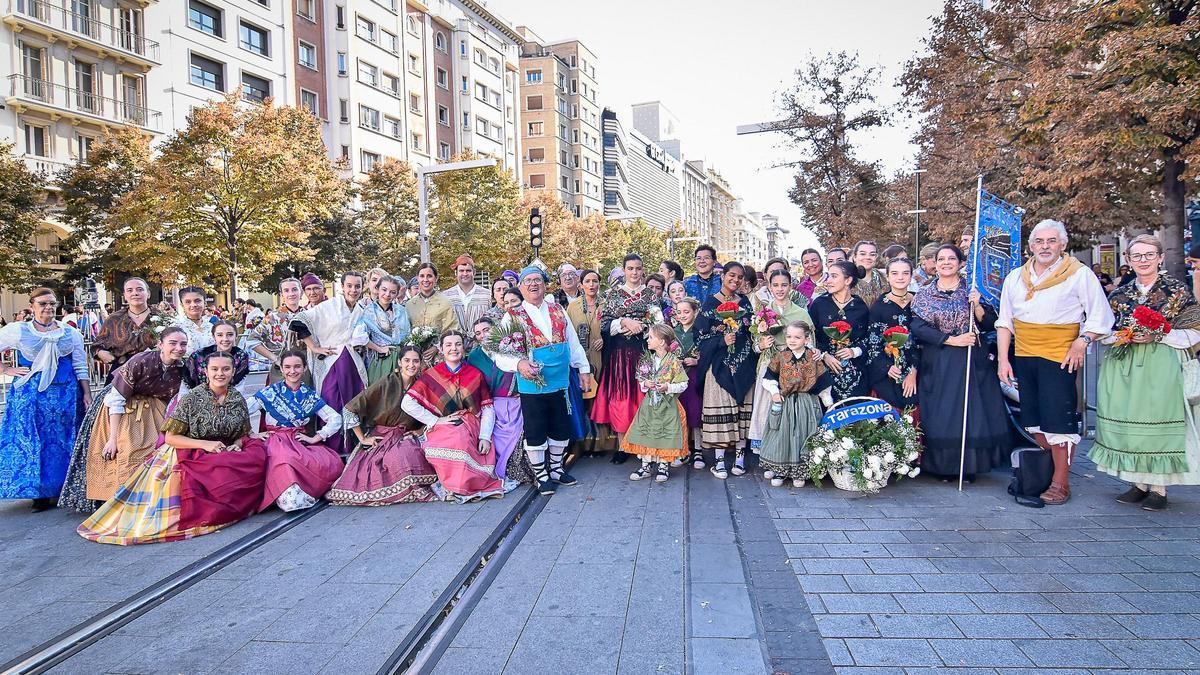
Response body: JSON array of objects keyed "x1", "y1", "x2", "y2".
[
  {"x1": 1019, "y1": 255, "x2": 1085, "y2": 301},
  {"x1": 1013, "y1": 319, "x2": 1079, "y2": 362}
]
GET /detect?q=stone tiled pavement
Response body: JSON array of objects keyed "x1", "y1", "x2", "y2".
[{"x1": 765, "y1": 443, "x2": 1200, "y2": 673}]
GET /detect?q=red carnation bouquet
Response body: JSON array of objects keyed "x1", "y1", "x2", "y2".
[
  {"x1": 824, "y1": 320, "x2": 853, "y2": 364},
  {"x1": 1110, "y1": 305, "x2": 1172, "y2": 360},
  {"x1": 882, "y1": 325, "x2": 909, "y2": 379},
  {"x1": 715, "y1": 301, "x2": 747, "y2": 354}
]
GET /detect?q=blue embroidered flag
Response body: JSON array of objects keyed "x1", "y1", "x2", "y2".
[
  {"x1": 969, "y1": 189, "x2": 1025, "y2": 309},
  {"x1": 820, "y1": 398, "x2": 897, "y2": 430}
]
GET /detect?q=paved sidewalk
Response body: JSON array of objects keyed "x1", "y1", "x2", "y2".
[{"x1": 765, "y1": 444, "x2": 1200, "y2": 672}]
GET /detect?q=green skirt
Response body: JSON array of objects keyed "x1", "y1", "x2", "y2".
[
  {"x1": 621, "y1": 393, "x2": 688, "y2": 462},
  {"x1": 1092, "y1": 343, "x2": 1198, "y2": 485},
  {"x1": 366, "y1": 348, "x2": 402, "y2": 386},
  {"x1": 759, "y1": 393, "x2": 822, "y2": 478}
]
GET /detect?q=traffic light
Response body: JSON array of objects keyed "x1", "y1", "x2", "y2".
[{"x1": 529, "y1": 207, "x2": 543, "y2": 252}]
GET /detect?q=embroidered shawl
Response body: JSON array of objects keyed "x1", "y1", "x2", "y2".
[
  {"x1": 93, "y1": 307, "x2": 164, "y2": 363},
  {"x1": 406, "y1": 361, "x2": 493, "y2": 417},
  {"x1": 508, "y1": 302, "x2": 567, "y2": 348},
  {"x1": 161, "y1": 386, "x2": 251, "y2": 444},
  {"x1": 253, "y1": 381, "x2": 327, "y2": 428},
  {"x1": 766, "y1": 350, "x2": 825, "y2": 397},
  {"x1": 113, "y1": 350, "x2": 186, "y2": 402},
  {"x1": 912, "y1": 281, "x2": 972, "y2": 335},
  {"x1": 1108, "y1": 273, "x2": 1200, "y2": 331},
  {"x1": 599, "y1": 285, "x2": 657, "y2": 326},
  {"x1": 344, "y1": 372, "x2": 422, "y2": 430}
]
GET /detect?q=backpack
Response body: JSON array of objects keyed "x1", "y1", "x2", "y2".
[{"x1": 1007, "y1": 447, "x2": 1053, "y2": 508}]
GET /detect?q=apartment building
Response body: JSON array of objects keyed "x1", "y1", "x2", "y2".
[
  {"x1": 732, "y1": 203, "x2": 768, "y2": 267},
  {"x1": 762, "y1": 213, "x2": 791, "y2": 261},
  {"x1": 515, "y1": 27, "x2": 601, "y2": 217},
  {"x1": 601, "y1": 107, "x2": 631, "y2": 219},
  {"x1": 631, "y1": 100, "x2": 680, "y2": 159},
  {"x1": 707, "y1": 168, "x2": 737, "y2": 259},
  {"x1": 681, "y1": 159, "x2": 710, "y2": 241}
]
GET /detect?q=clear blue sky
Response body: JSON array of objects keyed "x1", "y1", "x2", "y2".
[{"x1": 486, "y1": 0, "x2": 944, "y2": 253}]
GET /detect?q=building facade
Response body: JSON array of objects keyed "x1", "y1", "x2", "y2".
[
  {"x1": 631, "y1": 99, "x2": 680, "y2": 159},
  {"x1": 625, "y1": 127, "x2": 681, "y2": 232},
  {"x1": 601, "y1": 107, "x2": 632, "y2": 219},
  {"x1": 732, "y1": 203, "x2": 767, "y2": 268},
  {"x1": 681, "y1": 159, "x2": 710, "y2": 242},
  {"x1": 707, "y1": 168, "x2": 737, "y2": 259},
  {"x1": 515, "y1": 27, "x2": 600, "y2": 217},
  {"x1": 762, "y1": 213, "x2": 790, "y2": 261}
]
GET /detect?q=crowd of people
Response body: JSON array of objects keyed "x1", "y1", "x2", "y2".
[{"x1": 1, "y1": 220, "x2": 1198, "y2": 544}]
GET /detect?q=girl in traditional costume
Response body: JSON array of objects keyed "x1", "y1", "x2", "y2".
[
  {"x1": 171, "y1": 286, "x2": 215, "y2": 356},
  {"x1": 748, "y1": 269, "x2": 813, "y2": 452},
  {"x1": 356, "y1": 275, "x2": 412, "y2": 385},
  {"x1": 672, "y1": 298, "x2": 704, "y2": 467},
  {"x1": 79, "y1": 351, "x2": 268, "y2": 545},
  {"x1": 244, "y1": 350, "x2": 343, "y2": 512},
  {"x1": 867, "y1": 258, "x2": 919, "y2": 412},
  {"x1": 623, "y1": 324, "x2": 690, "y2": 482},
  {"x1": 760, "y1": 321, "x2": 828, "y2": 488},
  {"x1": 326, "y1": 346, "x2": 438, "y2": 506},
  {"x1": 0, "y1": 288, "x2": 92, "y2": 511},
  {"x1": 809, "y1": 261, "x2": 871, "y2": 401},
  {"x1": 467, "y1": 317, "x2": 533, "y2": 483},
  {"x1": 184, "y1": 321, "x2": 251, "y2": 393}
]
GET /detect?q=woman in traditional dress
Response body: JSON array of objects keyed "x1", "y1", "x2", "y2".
[
  {"x1": 623, "y1": 324, "x2": 690, "y2": 482},
  {"x1": 356, "y1": 275, "x2": 413, "y2": 385},
  {"x1": 467, "y1": 317, "x2": 532, "y2": 483},
  {"x1": 60, "y1": 328, "x2": 190, "y2": 513},
  {"x1": 566, "y1": 269, "x2": 605, "y2": 454},
  {"x1": 402, "y1": 331, "x2": 503, "y2": 501},
  {"x1": 809, "y1": 261, "x2": 871, "y2": 401},
  {"x1": 663, "y1": 280, "x2": 686, "y2": 323},
  {"x1": 748, "y1": 269, "x2": 813, "y2": 453},
  {"x1": 672, "y1": 297, "x2": 704, "y2": 466},
  {"x1": 1092, "y1": 234, "x2": 1200, "y2": 511},
  {"x1": 326, "y1": 346, "x2": 439, "y2": 506},
  {"x1": 695, "y1": 262, "x2": 757, "y2": 478},
  {"x1": 93, "y1": 277, "x2": 165, "y2": 382},
  {"x1": 171, "y1": 286, "x2": 215, "y2": 356},
  {"x1": 79, "y1": 351, "x2": 268, "y2": 545},
  {"x1": 483, "y1": 278, "x2": 512, "y2": 322},
  {"x1": 911, "y1": 244, "x2": 1009, "y2": 482},
  {"x1": 0, "y1": 288, "x2": 92, "y2": 511},
  {"x1": 760, "y1": 321, "x2": 827, "y2": 487},
  {"x1": 591, "y1": 255, "x2": 659, "y2": 462},
  {"x1": 250, "y1": 277, "x2": 307, "y2": 385},
  {"x1": 867, "y1": 258, "x2": 920, "y2": 413},
  {"x1": 183, "y1": 321, "x2": 251, "y2": 393},
  {"x1": 244, "y1": 350, "x2": 343, "y2": 512},
  {"x1": 850, "y1": 241, "x2": 888, "y2": 308},
  {"x1": 753, "y1": 258, "x2": 807, "y2": 310}
]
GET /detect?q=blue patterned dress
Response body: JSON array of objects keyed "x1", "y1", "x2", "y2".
[{"x1": 0, "y1": 322, "x2": 89, "y2": 499}]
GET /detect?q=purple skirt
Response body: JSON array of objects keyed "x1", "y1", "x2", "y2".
[
  {"x1": 321, "y1": 350, "x2": 364, "y2": 455},
  {"x1": 492, "y1": 396, "x2": 523, "y2": 478},
  {"x1": 680, "y1": 365, "x2": 703, "y2": 429}
]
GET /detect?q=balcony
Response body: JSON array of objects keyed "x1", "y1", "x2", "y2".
[
  {"x1": 7, "y1": 74, "x2": 162, "y2": 131},
  {"x1": 4, "y1": 0, "x2": 161, "y2": 67}
]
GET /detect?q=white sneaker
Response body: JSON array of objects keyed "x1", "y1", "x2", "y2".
[
  {"x1": 629, "y1": 467, "x2": 650, "y2": 481},
  {"x1": 792, "y1": 478, "x2": 806, "y2": 488},
  {"x1": 693, "y1": 456, "x2": 706, "y2": 470},
  {"x1": 770, "y1": 477, "x2": 785, "y2": 487},
  {"x1": 731, "y1": 462, "x2": 746, "y2": 476},
  {"x1": 711, "y1": 464, "x2": 728, "y2": 480},
  {"x1": 763, "y1": 470, "x2": 776, "y2": 480},
  {"x1": 671, "y1": 458, "x2": 684, "y2": 468}
]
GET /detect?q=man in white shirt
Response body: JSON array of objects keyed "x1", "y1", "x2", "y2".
[
  {"x1": 996, "y1": 219, "x2": 1114, "y2": 505},
  {"x1": 492, "y1": 266, "x2": 593, "y2": 495},
  {"x1": 442, "y1": 254, "x2": 491, "y2": 334}
]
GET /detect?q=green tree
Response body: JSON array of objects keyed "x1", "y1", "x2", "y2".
[
  {"x1": 56, "y1": 128, "x2": 153, "y2": 284},
  {"x1": 428, "y1": 152, "x2": 523, "y2": 274},
  {"x1": 359, "y1": 158, "x2": 420, "y2": 272},
  {"x1": 596, "y1": 218, "x2": 670, "y2": 273},
  {"x1": 116, "y1": 93, "x2": 348, "y2": 300},
  {"x1": 257, "y1": 210, "x2": 375, "y2": 292},
  {"x1": 0, "y1": 141, "x2": 49, "y2": 290}
]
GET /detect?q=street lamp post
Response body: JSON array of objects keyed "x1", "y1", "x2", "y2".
[
  {"x1": 907, "y1": 168, "x2": 927, "y2": 254},
  {"x1": 416, "y1": 158, "x2": 498, "y2": 263}
]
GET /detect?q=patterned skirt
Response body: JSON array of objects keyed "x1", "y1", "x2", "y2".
[
  {"x1": 759, "y1": 393, "x2": 822, "y2": 478},
  {"x1": 84, "y1": 396, "x2": 168, "y2": 502},
  {"x1": 0, "y1": 366, "x2": 80, "y2": 500},
  {"x1": 58, "y1": 384, "x2": 112, "y2": 513},
  {"x1": 423, "y1": 412, "x2": 503, "y2": 501},
  {"x1": 326, "y1": 425, "x2": 438, "y2": 506},
  {"x1": 700, "y1": 370, "x2": 751, "y2": 448}
]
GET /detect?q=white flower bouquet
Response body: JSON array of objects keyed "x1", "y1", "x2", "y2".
[{"x1": 805, "y1": 406, "x2": 921, "y2": 492}]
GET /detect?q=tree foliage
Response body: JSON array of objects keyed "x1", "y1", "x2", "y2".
[
  {"x1": 428, "y1": 152, "x2": 523, "y2": 275},
  {"x1": 0, "y1": 142, "x2": 49, "y2": 290},
  {"x1": 115, "y1": 93, "x2": 348, "y2": 300},
  {"x1": 358, "y1": 158, "x2": 420, "y2": 272},
  {"x1": 778, "y1": 51, "x2": 894, "y2": 245}
]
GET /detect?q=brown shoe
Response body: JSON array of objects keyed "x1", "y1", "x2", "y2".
[{"x1": 1040, "y1": 482, "x2": 1070, "y2": 505}]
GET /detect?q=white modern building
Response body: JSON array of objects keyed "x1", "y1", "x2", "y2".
[
  {"x1": 631, "y1": 99, "x2": 681, "y2": 160},
  {"x1": 732, "y1": 202, "x2": 767, "y2": 267},
  {"x1": 681, "y1": 159, "x2": 710, "y2": 241},
  {"x1": 625, "y1": 127, "x2": 681, "y2": 232}
]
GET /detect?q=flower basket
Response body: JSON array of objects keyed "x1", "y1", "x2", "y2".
[{"x1": 805, "y1": 396, "x2": 921, "y2": 494}]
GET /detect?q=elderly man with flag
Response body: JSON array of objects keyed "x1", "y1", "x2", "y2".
[
  {"x1": 996, "y1": 219, "x2": 1113, "y2": 505},
  {"x1": 492, "y1": 265, "x2": 593, "y2": 495}
]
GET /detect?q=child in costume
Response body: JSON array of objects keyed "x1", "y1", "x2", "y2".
[
  {"x1": 622, "y1": 324, "x2": 689, "y2": 482},
  {"x1": 760, "y1": 320, "x2": 828, "y2": 488}
]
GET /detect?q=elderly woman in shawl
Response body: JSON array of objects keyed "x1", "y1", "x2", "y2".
[
  {"x1": 1092, "y1": 234, "x2": 1200, "y2": 511},
  {"x1": 401, "y1": 331, "x2": 503, "y2": 501},
  {"x1": 910, "y1": 244, "x2": 1009, "y2": 482}
]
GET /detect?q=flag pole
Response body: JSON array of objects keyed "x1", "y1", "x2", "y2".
[{"x1": 959, "y1": 174, "x2": 984, "y2": 492}]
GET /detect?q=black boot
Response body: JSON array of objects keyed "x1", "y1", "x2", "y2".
[{"x1": 535, "y1": 455, "x2": 556, "y2": 495}]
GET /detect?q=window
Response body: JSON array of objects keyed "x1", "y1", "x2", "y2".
[
  {"x1": 605, "y1": 192, "x2": 618, "y2": 206},
  {"x1": 459, "y1": 40, "x2": 466, "y2": 57},
  {"x1": 339, "y1": 98, "x2": 349, "y2": 122},
  {"x1": 74, "y1": 60, "x2": 97, "y2": 113},
  {"x1": 603, "y1": 162, "x2": 616, "y2": 177},
  {"x1": 525, "y1": 69, "x2": 542, "y2": 84},
  {"x1": 241, "y1": 72, "x2": 270, "y2": 102},
  {"x1": 254, "y1": 0, "x2": 267, "y2": 6},
  {"x1": 492, "y1": 124, "x2": 502, "y2": 139},
  {"x1": 298, "y1": 41, "x2": 317, "y2": 69},
  {"x1": 559, "y1": 149, "x2": 568, "y2": 165},
  {"x1": 189, "y1": 53, "x2": 224, "y2": 91},
  {"x1": 437, "y1": 105, "x2": 449, "y2": 126},
  {"x1": 526, "y1": 121, "x2": 543, "y2": 136},
  {"x1": 436, "y1": 67, "x2": 448, "y2": 89},
  {"x1": 20, "y1": 45, "x2": 45, "y2": 100},
  {"x1": 488, "y1": 57, "x2": 500, "y2": 74},
  {"x1": 361, "y1": 151, "x2": 380, "y2": 172},
  {"x1": 337, "y1": 52, "x2": 347, "y2": 76},
  {"x1": 461, "y1": 111, "x2": 470, "y2": 129},
  {"x1": 335, "y1": 5, "x2": 345, "y2": 28},
  {"x1": 474, "y1": 48, "x2": 485, "y2": 65},
  {"x1": 438, "y1": 142, "x2": 450, "y2": 160},
  {"x1": 573, "y1": 154, "x2": 579, "y2": 169},
  {"x1": 570, "y1": 79, "x2": 577, "y2": 94},
  {"x1": 475, "y1": 82, "x2": 487, "y2": 101},
  {"x1": 560, "y1": 175, "x2": 569, "y2": 190},
  {"x1": 359, "y1": 105, "x2": 380, "y2": 130},
  {"x1": 75, "y1": 133, "x2": 95, "y2": 160},
  {"x1": 358, "y1": 60, "x2": 377, "y2": 86},
  {"x1": 300, "y1": 89, "x2": 318, "y2": 114},
  {"x1": 434, "y1": 31, "x2": 446, "y2": 52},
  {"x1": 340, "y1": 145, "x2": 349, "y2": 159},
  {"x1": 460, "y1": 76, "x2": 468, "y2": 93},
  {"x1": 529, "y1": 174, "x2": 546, "y2": 188},
  {"x1": 491, "y1": 90, "x2": 501, "y2": 107},
  {"x1": 382, "y1": 30, "x2": 398, "y2": 54},
  {"x1": 188, "y1": 0, "x2": 222, "y2": 37},
  {"x1": 559, "y1": 123, "x2": 567, "y2": 139},
  {"x1": 411, "y1": 132, "x2": 422, "y2": 150},
  {"x1": 385, "y1": 116, "x2": 401, "y2": 138},
  {"x1": 572, "y1": 129, "x2": 579, "y2": 143},
  {"x1": 409, "y1": 93, "x2": 421, "y2": 113},
  {"x1": 297, "y1": 0, "x2": 315, "y2": 19},
  {"x1": 528, "y1": 148, "x2": 545, "y2": 163},
  {"x1": 558, "y1": 99, "x2": 568, "y2": 114},
  {"x1": 407, "y1": 53, "x2": 420, "y2": 74},
  {"x1": 382, "y1": 73, "x2": 399, "y2": 95},
  {"x1": 23, "y1": 123, "x2": 47, "y2": 157},
  {"x1": 239, "y1": 22, "x2": 268, "y2": 56},
  {"x1": 356, "y1": 16, "x2": 375, "y2": 41},
  {"x1": 571, "y1": 104, "x2": 578, "y2": 119},
  {"x1": 475, "y1": 117, "x2": 489, "y2": 137},
  {"x1": 406, "y1": 15, "x2": 418, "y2": 35},
  {"x1": 574, "y1": 180, "x2": 581, "y2": 193}
]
